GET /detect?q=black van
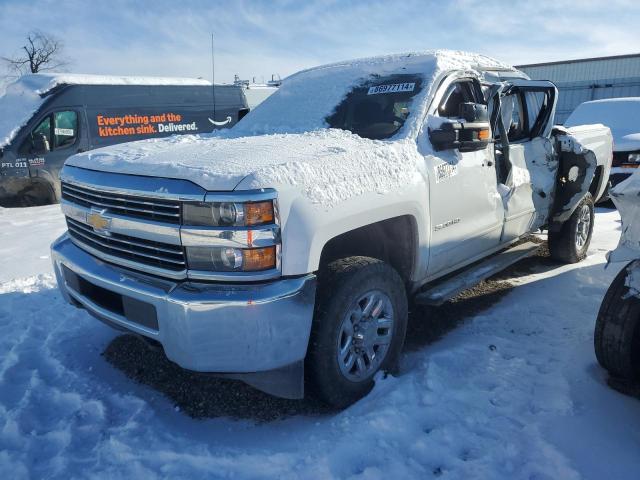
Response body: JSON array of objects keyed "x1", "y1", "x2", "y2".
[{"x1": 0, "y1": 74, "x2": 248, "y2": 206}]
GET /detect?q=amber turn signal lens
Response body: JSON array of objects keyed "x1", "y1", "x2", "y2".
[
  {"x1": 478, "y1": 129, "x2": 490, "y2": 141},
  {"x1": 243, "y1": 246, "x2": 277, "y2": 271},
  {"x1": 244, "y1": 201, "x2": 274, "y2": 226}
]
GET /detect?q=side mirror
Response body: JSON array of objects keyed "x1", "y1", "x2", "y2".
[
  {"x1": 32, "y1": 134, "x2": 50, "y2": 154},
  {"x1": 428, "y1": 103, "x2": 491, "y2": 153}
]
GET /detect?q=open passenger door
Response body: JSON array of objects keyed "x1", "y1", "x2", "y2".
[{"x1": 489, "y1": 80, "x2": 558, "y2": 242}]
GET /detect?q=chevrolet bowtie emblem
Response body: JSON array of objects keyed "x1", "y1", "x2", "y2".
[{"x1": 86, "y1": 209, "x2": 111, "y2": 233}]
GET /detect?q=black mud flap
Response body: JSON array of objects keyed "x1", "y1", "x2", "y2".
[{"x1": 225, "y1": 361, "x2": 305, "y2": 400}]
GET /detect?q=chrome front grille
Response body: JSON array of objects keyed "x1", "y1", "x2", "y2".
[
  {"x1": 59, "y1": 166, "x2": 281, "y2": 282},
  {"x1": 66, "y1": 217, "x2": 186, "y2": 272},
  {"x1": 61, "y1": 181, "x2": 181, "y2": 224}
]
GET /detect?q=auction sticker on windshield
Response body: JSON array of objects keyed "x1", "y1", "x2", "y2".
[{"x1": 367, "y1": 83, "x2": 415, "y2": 95}]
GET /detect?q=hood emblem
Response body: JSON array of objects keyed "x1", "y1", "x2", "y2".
[{"x1": 86, "y1": 209, "x2": 112, "y2": 234}]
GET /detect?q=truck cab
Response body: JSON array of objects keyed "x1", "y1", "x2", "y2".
[{"x1": 50, "y1": 51, "x2": 613, "y2": 407}]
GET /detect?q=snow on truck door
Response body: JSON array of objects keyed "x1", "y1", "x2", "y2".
[{"x1": 490, "y1": 80, "x2": 558, "y2": 242}]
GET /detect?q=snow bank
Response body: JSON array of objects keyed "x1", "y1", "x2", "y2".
[
  {"x1": 608, "y1": 168, "x2": 640, "y2": 297},
  {"x1": 609, "y1": 168, "x2": 640, "y2": 262},
  {"x1": 0, "y1": 73, "x2": 211, "y2": 148},
  {"x1": 2, "y1": 206, "x2": 639, "y2": 479},
  {"x1": 565, "y1": 98, "x2": 640, "y2": 152}
]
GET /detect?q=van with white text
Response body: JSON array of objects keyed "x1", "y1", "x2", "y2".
[{"x1": 0, "y1": 73, "x2": 248, "y2": 206}]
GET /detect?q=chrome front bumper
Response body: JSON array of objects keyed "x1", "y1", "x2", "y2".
[{"x1": 51, "y1": 233, "x2": 317, "y2": 374}]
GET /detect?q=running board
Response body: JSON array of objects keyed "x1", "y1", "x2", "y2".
[{"x1": 414, "y1": 241, "x2": 540, "y2": 306}]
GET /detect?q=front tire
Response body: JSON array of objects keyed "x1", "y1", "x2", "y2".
[
  {"x1": 594, "y1": 261, "x2": 640, "y2": 381},
  {"x1": 549, "y1": 193, "x2": 594, "y2": 263},
  {"x1": 306, "y1": 257, "x2": 408, "y2": 408}
]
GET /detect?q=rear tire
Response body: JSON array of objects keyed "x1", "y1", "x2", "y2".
[
  {"x1": 306, "y1": 257, "x2": 408, "y2": 408},
  {"x1": 549, "y1": 193, "x2": 594, "y2": 263},
  {"x1": 594, "y1": 261, "x2": 640, "y2": 381}
]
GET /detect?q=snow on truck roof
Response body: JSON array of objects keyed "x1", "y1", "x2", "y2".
[
  {"x1": 290, "y1": 49, "x2": 516, "y2": 79},
  {"x1": 234, "y1": 49, "x2": 520, "y2": 138},
  {"x1": 0, "y1": 73, "x2": 212, "y2": 148}
]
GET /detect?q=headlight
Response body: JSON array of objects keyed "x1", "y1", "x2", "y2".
[
  {"x1": 183, "y1": 200, "x2": 274, "y2": 227},
  {"x1": 186, "y1": 246, "x2": 277, "y2": 272},
  {"x1": 628, "y1": 152, "x2": 640, "y2": 163}
]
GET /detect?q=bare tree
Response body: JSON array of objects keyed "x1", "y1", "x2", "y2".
[{"x1": 2, "y1": 31, "x2": 69, "y2": 76}]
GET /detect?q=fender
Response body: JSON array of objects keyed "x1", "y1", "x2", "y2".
[{"x1": 251, "y1": 181, "x2": 430, "y2": 279}]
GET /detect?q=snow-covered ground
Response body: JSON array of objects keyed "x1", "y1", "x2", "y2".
[{"x1": 1, "y1": 205, "x2": 639, "y2": 479}]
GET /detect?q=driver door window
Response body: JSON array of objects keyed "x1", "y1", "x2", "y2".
[
  {"x1": 20, "y1": 116, "x2": 51, "y2": 154},
  {"x1": 500, "y1": 94, "x2": 526, "y2": 142},
  {"x1": 438, "y1": 81, "x2": 478, "y2": 118},
  {"x1": 18, "y1": 110, "x2": 78, "y2": 155}
]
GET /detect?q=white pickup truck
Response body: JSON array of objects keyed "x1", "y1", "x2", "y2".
[{"x1": 51, "y1": 51, "x2": 613, "y2": 407}]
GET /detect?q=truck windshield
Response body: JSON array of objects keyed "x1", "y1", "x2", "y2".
[{"x1": 326, "y1": 74, "x2": 423, "y2": 140}]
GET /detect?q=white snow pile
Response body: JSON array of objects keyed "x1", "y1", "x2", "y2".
[
  {"x1": 565, "y1": 97, "x2": 640, "y2": 152},
  {"x1": 1, "y1": 206, "x2": 639, "y2": 479},
  {"x1": 608, "y1": 168, "x2": 640, "y2": 262},
  {"x1": 66, "y1": 50, "x2": 515, "y2": 207},
  {"x1": 0, "y1": 73, "x2": 211, "y2": 148},
  {"x1": 67, "y1": 129, "x2": 423, "y2": 206},
  {"x1": 608, "y1": 168, "x2": 640, "y2": 297}
]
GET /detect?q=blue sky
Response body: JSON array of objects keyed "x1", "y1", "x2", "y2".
[{"x1": 1, "y1": 0, "x2": 639, "y2": 83}]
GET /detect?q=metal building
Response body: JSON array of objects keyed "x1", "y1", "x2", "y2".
[{"x1": 516, "y1": 53, "x2": 640, "y2": 123}]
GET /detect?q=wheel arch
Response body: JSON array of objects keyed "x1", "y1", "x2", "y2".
[{"x1": 317, "y1": 215, "x2": 419, "y2": 284}]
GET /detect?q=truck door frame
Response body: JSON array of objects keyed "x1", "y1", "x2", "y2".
[
  {"x1": 489, "y1": 80, "x2": 558, "y2": 241},
  {"x1": 420, "y1": 73, "x2": 506, "y2": 277}
]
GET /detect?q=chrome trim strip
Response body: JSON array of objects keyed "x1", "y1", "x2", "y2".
[
  {"x1": 67, "y1": 225, "x2": 185, "y2": 266},
  {"x1": 61, "y1": 165, "x2": 207, "y2": 201},
  {"x1": 181, "y1": 224, "x2": 280, "y2": 248},
  {"x1": 62, "y1": 183, "x2": 180, "y2": 209},
  {"x1": 204, "y1": 189, "x2": 278, "y2": 203},
  {"x1": 67, "y1": 219, "x2": 183, "y2": 256},
  {"x1": 62, "y1": 187, "x2": 180, "y2": 219},
  {"x1": 67, "y1": 235, "x2": 188, "y2": 280},
  {"x1": 62, "y1": 199, "x2": 182, "y2": 246},
  {"x1": 187, "y1": 268, "x2": 282, "y2": 282}
]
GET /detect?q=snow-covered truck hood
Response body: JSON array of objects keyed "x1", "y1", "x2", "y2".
[{"x1": 65, "y1": 129, "x2": 423, "y2": 206}]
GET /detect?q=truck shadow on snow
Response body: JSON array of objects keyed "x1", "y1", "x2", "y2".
[{"x1": 101, "y1": 239, "x2": 567, "y2": 422}]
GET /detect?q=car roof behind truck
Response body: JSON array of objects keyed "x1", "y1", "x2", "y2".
[{"x1": 0, "y1": 73, "x2": 237, "y2": 148}]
